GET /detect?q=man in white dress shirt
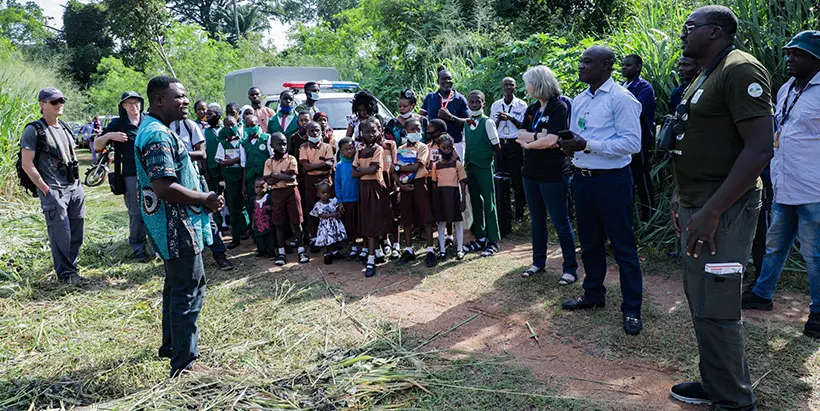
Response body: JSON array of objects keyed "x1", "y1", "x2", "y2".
[
  {"x1": 490, "y1": 77, "x2": 529, "y2": 219},
  {"x1": 558, "y1": 45, "x2": 645, "y2": 336}
]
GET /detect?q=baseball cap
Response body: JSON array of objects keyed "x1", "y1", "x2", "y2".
[
  {"x1": 38, "y1": 87, "x2": 65, "y2": 102},
  {"x1": 784, "y1": 30, "x2": 820, "y2": 60}
]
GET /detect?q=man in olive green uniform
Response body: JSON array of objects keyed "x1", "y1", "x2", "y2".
[
  {"x1": 216, "y1": 121, "x2": 249, "y2": 248},
  {"x1": 240, "y1": 115, "x2": 273, "y2": 216},
  {"x1": 464, "y1": 90, "x2": 502, "y2": 257},
  {"x1": 669, "y1": 6, "x2": 774, "y2": 410}
]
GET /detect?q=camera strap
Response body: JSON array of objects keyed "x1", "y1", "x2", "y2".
[{"x1": 682, "y1": 45, "x2": 735, "y2": 117}]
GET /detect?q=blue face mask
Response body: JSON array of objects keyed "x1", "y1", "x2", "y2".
[
  {"x1": 310, "y1": 91, "x2": 320, "y2": 101},
  {"x1": 280, "y1": 105, "x2": 293, "y2": 114},
  {"x1": 406, "y1": 132, "x2": 422, "y2": 143}
]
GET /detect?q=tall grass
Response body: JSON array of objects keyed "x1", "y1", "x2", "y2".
[{"x1": 0, "y1": 40, "x2": 87, "y2": 199}]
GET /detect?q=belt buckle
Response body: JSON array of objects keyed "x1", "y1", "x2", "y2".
[{"x1": 580, "y1": 169, "x2": 593, "y2": 177}]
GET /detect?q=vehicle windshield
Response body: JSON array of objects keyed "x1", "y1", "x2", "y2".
[{"x1": 266, "y1": 95, "x2": 393, "y2": 129}]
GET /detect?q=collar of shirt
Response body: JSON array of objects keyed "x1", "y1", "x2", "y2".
[{"x1": 491, "y1": 97, "x2": 527, "y2": 138}]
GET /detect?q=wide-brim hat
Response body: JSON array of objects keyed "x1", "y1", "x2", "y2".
[
  {"x1": 784, "y1": 30, "x2": 820, "y2": 60},
  {"x1": 120, "y1": 91, "x2": 144, "y2": 105}
]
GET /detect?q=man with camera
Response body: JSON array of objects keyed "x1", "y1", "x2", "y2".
[{"x1": 20, "y1": 87, "x2": 87, "y2": 284}]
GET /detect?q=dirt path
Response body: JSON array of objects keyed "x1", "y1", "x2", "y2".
[{"x1": 241, "y1": 238, "x2": 811, "y2": 410}]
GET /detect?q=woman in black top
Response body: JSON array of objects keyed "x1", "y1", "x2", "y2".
[
  {"x1": 516, "y1": 66, "x2": 578, "y2": 284},
  {"x1": 95, "y1": 91, "x2": 148, "y2": 262}
]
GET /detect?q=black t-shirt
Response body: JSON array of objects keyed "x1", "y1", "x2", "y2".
[
  {"x1": 103, "y1": 115, "x2": 142, "y2": 176},
  {"x1": 520, "y1": 98, "x2": 572, "y2": 182}
]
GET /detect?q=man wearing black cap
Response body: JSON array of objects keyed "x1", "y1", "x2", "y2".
[
  {"x1": 96, "y1": 91, "x2": 148, "y2": 262},
  {"x1": 20, "y1": 87, "x2": 87, "y2": 284},
  {"x1": 741, "y1": 31, "x2": 820, "y2": 337}
]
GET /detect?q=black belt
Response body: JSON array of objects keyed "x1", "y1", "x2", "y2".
[
  {"x1": 575, "y1": 166, "x2": 626, "y2": 178},
  {"x1": 500, "y1": 138, "x2": 518, "y2": 144}
]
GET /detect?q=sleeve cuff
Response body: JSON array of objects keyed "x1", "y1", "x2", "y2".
[{"x1": 588, "y1": 140, "x2": 603, "y2": 153}]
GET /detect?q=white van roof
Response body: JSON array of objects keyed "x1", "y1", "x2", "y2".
[{"x1": 224, "y1": 66, "x2": 339, "y2": 104}]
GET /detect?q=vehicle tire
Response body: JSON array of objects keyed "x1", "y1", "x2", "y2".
[{"x1": 84, "y1": 165, "x2": 108, "y2": 187}]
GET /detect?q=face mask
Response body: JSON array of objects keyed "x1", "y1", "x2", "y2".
[
  {"x1": 280, "y1": 105, "x2": 292, "y2": 114},
  {"x1": 441, "y1": 151, "x2": 453, "y2": 160},
  {"x1": 244, "y1": 125, "x2": 260, "y2": 138},
  {"x1": 229, "y1": 126, "x2": 239, "y2": 138},
  {"x1": 470, "y1": 109, "x2": 483, "y2": 117},
  {"x1": 308, "y1": 136, "x2": 322, "y2": 144},
  {"x1": 399, "y1": 111, "x2": 413, "y2": 119},
  {"x1": 310, "y1": 91, "x2": 320, "y2": 101},
  {"x1": 406, "y1": 132, "x2": 421, "y2": 143}
]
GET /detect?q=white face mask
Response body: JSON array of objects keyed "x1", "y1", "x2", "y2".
[
  {"x1": 405, "y1": 132, "x2": 421, "y2": 143},
  {"x1": 308, "y1": 136, "x2": 321, "y2": 144},
  {"x1": 399, "y1": 111, "x2": 413, "y2": 119},
  {"x1": 470, "y1": 109, "x2": 483, "y2": 117},
  {"x1": 310, "y1": 91, "x2": 320, "y2": 101}
]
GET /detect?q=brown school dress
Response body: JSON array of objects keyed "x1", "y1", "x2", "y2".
[{"x1": 354, "y1": 144, "x2": 393, "y2": 237}]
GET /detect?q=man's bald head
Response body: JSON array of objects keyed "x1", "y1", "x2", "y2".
[
  {"x1": 585, "y1": 46, "x2": 616, "y2": 69},
  {"x1": 578, "y1": 45, "x2": 615, "y2": 86}
]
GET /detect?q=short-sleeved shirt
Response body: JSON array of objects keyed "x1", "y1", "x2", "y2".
[
  {"x1": 251, "y1": 106, "x2": 276, "y2": 131},
  {"x1": 397, "y1": 142, "x2": 430, "y2": 179},
  {"x1": 172, "y1": 119, "x2": 206, "y2": 173},
  {"x1": 427, "y1": 138, "x2": 460, "y2": 168},
  {"x1": 674, "y1": 49, "x2": 773, "y2": 207},
  {"x1": 102, "y1": 115, "x2": 142, "y2": 176},
  {"x1": 421, "y1": 90, "x2": 470, "y2": 143},
  {"x1": 299, "y1": 141, "x2": 334, "y2": 175},
  {"x1": 135, "y1": 114, "x2": 213, "y2": 260},
  {"x1": 489, "y1": 97, "x2": 528, "y2": 139},
  {"x1": 264, "y1": 154, "x2": 299, "y2": 189},
  {"x1": 353, "y1": 144, "x2": 384, "y2": 184},
  {"x1": 20, "y1": 119, "x2": 78, "y2": 189},
  {"x1": 381, "y1": 139, "x2": 397, "y2": 169},
  {"x1": 432, "y1": 159, "x2": 467, "y2": 187},
  {"x1": 520, "y1": 98, "x2": 573, "y2": 182}
]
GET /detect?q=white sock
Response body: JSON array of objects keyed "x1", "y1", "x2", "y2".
[
  {"x1": 405, "y1": 246, "x2": 414, "y2": 254},
  {"x1": 446, "y1": 234, "x2": 454, "y2": 241},
  {"x1": 427, "y1": 246, "x2": 434, "y2": 253},
  {"x1": 438, "y1": 222, "x2": 447, "y2": 250},
  {"x1": 278, "y1": 247, "x2": 285, "y2": 255},
  {"x1": 479, "y1": 237, "x2": 487, "y2": 243},
  {"x1": 361, "y1": 247, "x2": 368, "y2": 254},
  {"x1": 350, "y1": 246, "x2": 358, "y2": 252},
  {"x1": 375, "y1": 248, "x2": 384, "y2": 258},
  {"x1": 393, "y1": 242, "x2": 400, "y2": 250},
  {"x1": 367, "y1": 255, "x2": 375, "y2": 264},
  {"x1": 297, "y1": 246, "x2": 305, "y2": 253},
  {"x1": 455, "y1": 222, "x2": 464, "y2": 251}
]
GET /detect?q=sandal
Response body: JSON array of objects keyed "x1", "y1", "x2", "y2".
[
  {"x1": 456, "y1": 251, "x2": 465, "y2": 260},
  {"x1": 521, "y1": 265, "x2": 544, "y2": 278},
  {"x1": 365, "y1": 263, "x2": 376, "y2": 277},
  {"x1": 558, "y1": 272, "x2": 578, "y2": 286},
  {"x1": 465, "y1": 241, "x2": 481, "y2": 253},
  {"x1": 298, "y1": 252, "x2": 310, "y2": 264},
  {"x1": 480, "y1": 242, "x2": 499, "y2": 257}
]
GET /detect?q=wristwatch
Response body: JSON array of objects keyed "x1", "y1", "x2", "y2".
[
  {"x1": 395, "y1": 165, "x2": 402, "y2": 172},
  {"x1": 583, "y1": 141, "x2": 591, "y2": 154}
]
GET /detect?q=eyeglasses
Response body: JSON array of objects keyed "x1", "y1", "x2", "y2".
[
  {"x1": 49, "y1": 99, "x2": 66, "y2": 106},
  {"x1": 681, "y1": 23, "x2": 718, "y2": 37}
]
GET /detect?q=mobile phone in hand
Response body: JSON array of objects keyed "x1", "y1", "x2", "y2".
[{"x1": 558, "y1": 130, "x2": 575, "y2": 140}]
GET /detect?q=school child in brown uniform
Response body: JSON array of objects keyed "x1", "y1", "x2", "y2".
[
  {"x1": 380, "y1": 132, "x2": 400, "y2": 260},
  {"x1": 250, "y1": 177, "x2": 276, "y2": 257},
  {"x1": 393, "y1": 118, "x2": 437, "y2": 267},
  {"x1": 299, "y1": 121, "x2": 335, "y2": 248},
  {"x1": 264, "y1": 132, "x2": 309, "y2": 265},
  {"x1": 352, "y1": 117, "x2": 394, "y2": 277},
  {"x1": 432, "y1": 135, "x2": 468, "y2": 260}
]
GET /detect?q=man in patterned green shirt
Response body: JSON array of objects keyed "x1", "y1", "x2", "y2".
[{"x1": 135, "y1": 75, "x2": 223, "y2": 377}]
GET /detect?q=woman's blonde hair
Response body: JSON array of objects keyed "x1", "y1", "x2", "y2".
[{"x1": 522, "y1": 66, "x2": 562, "y2": 100}]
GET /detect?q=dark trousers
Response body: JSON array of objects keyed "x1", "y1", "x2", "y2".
[
  {"x1": 678, "y1": 190, "x2": 760, "y2": 410},
  {"x1": 39, "y1": 185, "x2": 86, "y2": 280},
  {"x1": 159, "y1": 230, "x2": 206, "y2": 376},
  {"x1": 253, "y1": 230, "x2": 277, "y2": 254},
  {"x1": 124, "y1": 176, "x2": 147, "y2": 258},
  {"x1": 629, "y1": 143, "x2": 655, "y2": 222},
  {"x1": 208, "y1": 213, "x2": 226, "y2": 256},
  {"x1": 751, "y1": 180, "x2": 773, "y2": 276},
  {"x1": 573, "y1": 167, "x2": 643, "y2": 316},
  {"x1": 522, "y1": 176, "x2": 577, "y2": 274},
  {"x1": 224, "y1": 178, "x2": 248, "y2": 240},
  {"x1": 496, "y1": 139, "x2": 525, "y2": 218},
  {"x1": 205, "y1": 167, "x2": 223, "y2": 229}
]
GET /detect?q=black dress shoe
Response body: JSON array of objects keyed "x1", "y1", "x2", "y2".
[
  {"x1": 561, "y1": 298, "x2": 605, "y2": 311},
  {"x1": 226, "y1": 240, "x2": 240, "y2": 250},
  {"x1": 670, "y1": 381, "x2": 712, "y2": 405},
  {"x1": 623, "y1": 315, "x2": 643, "y2": 336}
]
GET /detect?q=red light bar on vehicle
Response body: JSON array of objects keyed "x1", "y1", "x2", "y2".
[{"x1": 282, "y1": 80, "x2": 359, "y2": 90}]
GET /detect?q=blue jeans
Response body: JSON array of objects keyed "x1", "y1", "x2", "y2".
[
  {"x1": 752, "y1": 202, "x2": 820, "y2": 312},
  {"x1": 159, "y1": 229, "x2": 206, "y2": 376},
  {"x1": 573, "y1": 167, "x2": 643, "y2": 316},
  {"x1": 522, "y1": 176, "x2": 577, "y2": 274}
]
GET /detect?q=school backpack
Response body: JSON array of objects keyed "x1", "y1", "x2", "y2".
[{"x1": 15, "y1": 119, "x2": 74, "y2": 197}]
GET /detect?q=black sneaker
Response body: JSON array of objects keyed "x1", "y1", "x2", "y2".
[
  {"x1": 365, "y1": 263, "x2": 376, "y2": 277},
  {"x1": 60, "y1": 273, "x2": 89, "y2": 285},
  {"x1": 398, "y1": 249, "x2": 416, "y2": 264},
  {"x1": 425, "y1": 251, "x2": 437, "y2": 267},
  {"x1": 669, "y1": 382, "x2": 712, "y2": 405},
  {"x1": 134, "y1": 254, "x2": 149, "y2": 263},
  {"x1": 805, "y1": 312, "x2": 820, "y2": 339},
  {"x1": 324, "y1": 253, "x2": 333, "y2": 265},
  {"x1": 623, "y1": 315, "x2": 642, "y2": 336},
  {"x1": 375, "y1": 254, "x2": 386, "y2": 264},
  {"x1": 274, "y1": 254, "x2": 286, "y2": 266},
  {"x1": 480, "y1": 242, "x2": 499, "y2": 257},
  {"x1": 226, "y1": 240, "x2": 240, "y2": 250},
  {"x1": 214, "y1": 255, "x2": 235, "y2": 271},
  {"x1": 741, "y1": 288, "x2": 773, "y2": 311}
]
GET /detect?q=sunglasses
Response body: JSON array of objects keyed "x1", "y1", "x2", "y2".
[
  {"x1": 681, "y1": 23, "x2": 719, "y2": 37},
  {"x1": 49, "y1": 99, "x2": 66, "y2": 106}
]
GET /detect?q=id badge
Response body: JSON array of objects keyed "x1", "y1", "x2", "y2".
[{"x1": 578, "y1": 117, "x2": 586, "y2": 130}]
